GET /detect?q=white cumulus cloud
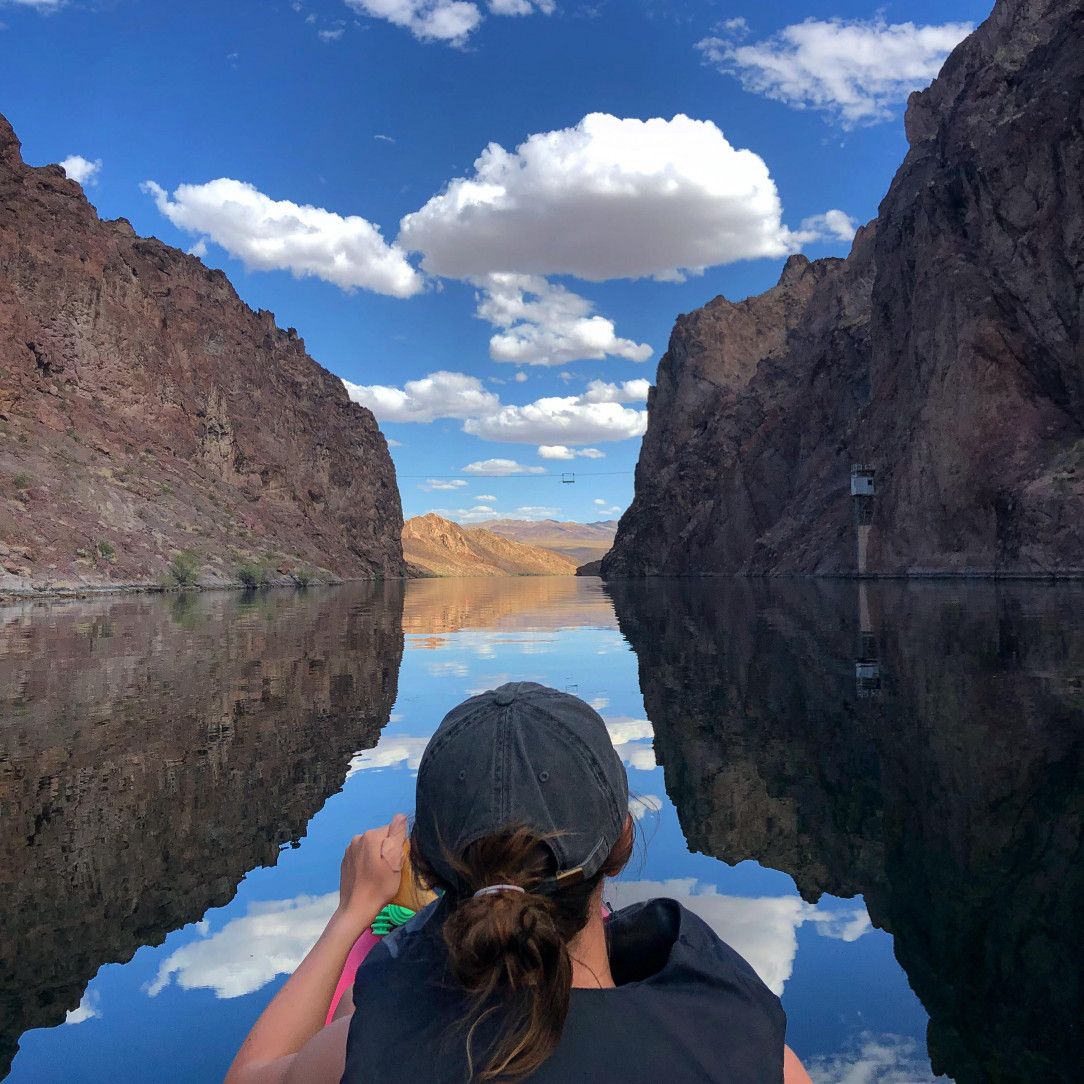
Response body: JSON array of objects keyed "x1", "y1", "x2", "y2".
[
  {"x1": 398, "y1": 112, "x2": 800, "y2": 282},
  {"x1": 794, "y1": 209, "x2": 860, "y2": 244},
  {"x1": 59, "y1": 155, "x2": 102, "y2": 186},
  {"x1": 475, "y1": 273, "x2": 653, "y2": 367},
  {"x1": 343, "y1": 370, "x2": 500, "y2": 422},
  {"x1": 463, "y1": 388, "x2": 647, "y2": 445},
  {"x1": 462, "y1": 458, "x2": 546, "y2": 475},
  {"x1": 143, "y1": 177, "x2": 421, "y2": 298},
  {"x1": 475, "y1": 493, "x2": 497, "y2": 501},
  {"x1": 698, "y1": 17, "x2": 973, "y2": 128},
  {"x1": 344, "y1": 0, "x2": 482, "y2": 44}
]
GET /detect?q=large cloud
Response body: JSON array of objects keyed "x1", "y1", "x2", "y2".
[
  {"x1": 143, "y1": 178, "x2": 421, "y2": 298},
  {"x1": 398, "y1": 113, "x2": 808, "y2": 282},
  {"x1": 343, "y1": 370, "x2": 499, "y2": 422},
  {"x1": 463, "y1": 387, "x2": 647, "y2": 445},
  {"x1": 698, "y1": 17, "x2": 973, "y2": 128},
  {"x1": 347, "y1": 371, "x2": 649, "y2": 446},
  {"x1": 476, "y1": 273, "x2": 652, "y2": 367}
]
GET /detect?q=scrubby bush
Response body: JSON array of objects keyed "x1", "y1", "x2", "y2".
[
  {"x1": 292, "y1": 564, "x2": 314, "y2": 588},
  {"x1": 235, "y1": 558, "x2": 271, "y2": 588},
  {"x1": 168, "y1": 549, "x2": 201, "y2": 586},
  {"x1": 13, "y1": 473, "x2": 31, "y2": 490},
  {"x1": 96, "y1": 539, "x2": 117, "y2": 560}
]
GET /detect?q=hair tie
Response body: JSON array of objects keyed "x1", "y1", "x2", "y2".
[{"x1": 472, "y1": 884, "x2": 525, "y2": 898}]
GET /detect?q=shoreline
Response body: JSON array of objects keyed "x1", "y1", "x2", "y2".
[{"x1": 6, "y1": 568, "x2": 1084, "y2": 606}]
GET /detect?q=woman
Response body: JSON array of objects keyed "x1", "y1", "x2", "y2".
[{"x1": 226, "y1": 682, "x2": 814, "y2": 1083}]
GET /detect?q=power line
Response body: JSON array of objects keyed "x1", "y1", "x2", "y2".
[{"x1": 396, "y1": 470, "x2": 635, "y2": 479}]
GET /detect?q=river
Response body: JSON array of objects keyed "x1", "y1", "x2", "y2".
[{"x1": 1, "y1": 577, "x2": 1080, "y2": 1083}]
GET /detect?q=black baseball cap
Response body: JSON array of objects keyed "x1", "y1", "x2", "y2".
[{"x1": 414, "y1": 682, "x2": 629, "y2": 892}]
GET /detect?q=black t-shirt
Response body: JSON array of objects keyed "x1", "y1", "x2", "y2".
[{"x1": 341, "y1": 896, "x2": 786, "y2": 1083}]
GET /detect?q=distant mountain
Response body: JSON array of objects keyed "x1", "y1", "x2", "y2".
[
  {"x1": 481, "y1": 518, "x2": 618, "y2": 566},
  {"x1": 403, "y1": 514, "x2": 579, "y2": 577}
]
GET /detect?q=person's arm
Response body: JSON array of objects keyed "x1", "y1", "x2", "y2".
[
  {"x1": 784, "y1": 1045, "x2": 814, "y2": 1084},
  {"x1": 224, "y1": 813, "x2": 408, "y2": 1084}
]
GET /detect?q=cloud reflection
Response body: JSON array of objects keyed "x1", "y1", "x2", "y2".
[
  {"x1": 806, "y1": 1033, "x2": 938, "y2": 1083},
  {"x1": 345, "y1": 736, "x2": 431, "y2": 775},
  {"x1": 64, "y1": 990, "x2": 101, "y2": 1025},
  {"x1": 145, "y1": 894, "x2": 337, "y2": 1000},
  {"x1": 604, "y1": 716, "x2": 657, "y2": 770},
  {"x1": 606, "y1": 878, "x2": 870, "y2": 995}
]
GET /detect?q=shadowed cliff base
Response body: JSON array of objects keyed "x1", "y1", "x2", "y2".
[
  {"x1": 0, "y1": 113, "x2": 403, "y2": 596},
  {"x1": 605, "y1": 0, "x2": 1084, "y2": 579},
  {"x1": 608, "y1": 577, "x2": 1084, "y2": 1083},
  {"x1": 0, "y1": 582, "x2": 405, "y2": 1077}
]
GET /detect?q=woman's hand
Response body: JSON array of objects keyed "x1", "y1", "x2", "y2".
[{"x1": 336, "y1": 813, "x2": 409, "y2": 929}]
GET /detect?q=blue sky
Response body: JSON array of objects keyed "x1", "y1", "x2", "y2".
[{"x1": 2, "y1": 0, "x2": 990, "y2": 523}]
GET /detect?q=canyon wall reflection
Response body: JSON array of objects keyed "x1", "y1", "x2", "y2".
[
  {"x1": 0, "y1": 583, "x2": 404, "y2": 1076},
  {"x1": 607, "y1": 579, "x2": 1084, "y2": 1084}
]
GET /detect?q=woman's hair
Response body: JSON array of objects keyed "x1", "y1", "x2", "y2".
[{"x1": 411, "y1": 821, "x2": 633, "y2": 1082}]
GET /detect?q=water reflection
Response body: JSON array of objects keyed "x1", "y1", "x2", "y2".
[
  {"x1": 607, "y1": 579, "x2": 1084, "y2": 1084},
  {"x1": 0, "y1": 583, "x2": 404, "y2": 1077}
]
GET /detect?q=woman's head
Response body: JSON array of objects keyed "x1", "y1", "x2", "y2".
[{"x1": 410, "y1": 683, "x2": 633, "y2": 1080}]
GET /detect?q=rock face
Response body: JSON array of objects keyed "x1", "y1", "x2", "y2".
[
  {"x1": 605, "y1": 0, "x2": 1084, "y2": 578},
  {"x1": 0, "y1": 113, "x2": 403, "y2": 592},
  {"x1": 481, "y1": 519, "x2": 618, "y2": 566},
  {"x1": 0, "y1": 583, "x2": 404, "y2": 1075},
  {"x1": 608, "y1": 578, "x2": 1084, "y2": 1084},
  {"x1": 402, "y1": 513, "x2": 579, "y2": 577}
]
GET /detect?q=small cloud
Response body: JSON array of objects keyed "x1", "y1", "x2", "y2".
[
  {"x1": 319, "y1": 27, "x2": 345, "y2": 40},
  {"x1": 514, "y1": 371, "x2": 528, "y2": 382},
  {"x1": 516, "y1": 505, "x2": 559, "y2": 517},
  {"x1": 386, "y1": 437, "x2": 403, "y2": 447},
  {"x1": 188, "y1": 238, "x2": 208, "y2": 258},
  {"x1": 538, "y1": 445, "x2": 605, "y2": 460},
  {"x1": 475, "y1": 494, "x2": 497, "y2": 501},
  {"x1": 374, "y1": 133, "x2": 396, "y2": 143},
  {"x1": 59, "y1": 155, "x2": 102, "y2": 186},
  {"x1": 419, "y1": 478, "x2": 468, "y2": 491},
  {"x1": 462, "y1": 458, "x2": 546, "y2": 476},
  {"x1": 793, "y1": 209, "x2": 859, "y2": 244}
]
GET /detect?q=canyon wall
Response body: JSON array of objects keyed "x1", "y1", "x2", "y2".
[
  {"x1": 0, "y1": 114, "x2": 403, "y2": 593},
  {"x1": 605, "y1": 0, "x2": 1083, "y2": 577}
]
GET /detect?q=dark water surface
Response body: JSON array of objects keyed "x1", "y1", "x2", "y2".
[{"x1": 1, "y1": 578, "x2": 1080, "y2": 1083}]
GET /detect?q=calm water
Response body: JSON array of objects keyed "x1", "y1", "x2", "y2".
[{"x1": 1, "y1": 577, "x2": 1081, "y2": 1083}]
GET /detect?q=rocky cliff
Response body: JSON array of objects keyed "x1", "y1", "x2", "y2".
[
  {"x1": 605, "y1": 0, "x2": 1084, "y2": 578},
  {"x1": 0, "y1": 583, "x2": 404, "y2": 1075},
  {"x1": 0, "y1": 113, "x2": 403, "y2": 593},
  {"x1": 608, "y1": 578, "x2": 1084, "y2": 1083},
  {"x1": 403, "y1": 513, "x2": 579, "y2": 577}
]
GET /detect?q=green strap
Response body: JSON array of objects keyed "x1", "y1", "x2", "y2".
[{"x1": 370, "y1": 903, "x2": 416, "y2": 937}]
